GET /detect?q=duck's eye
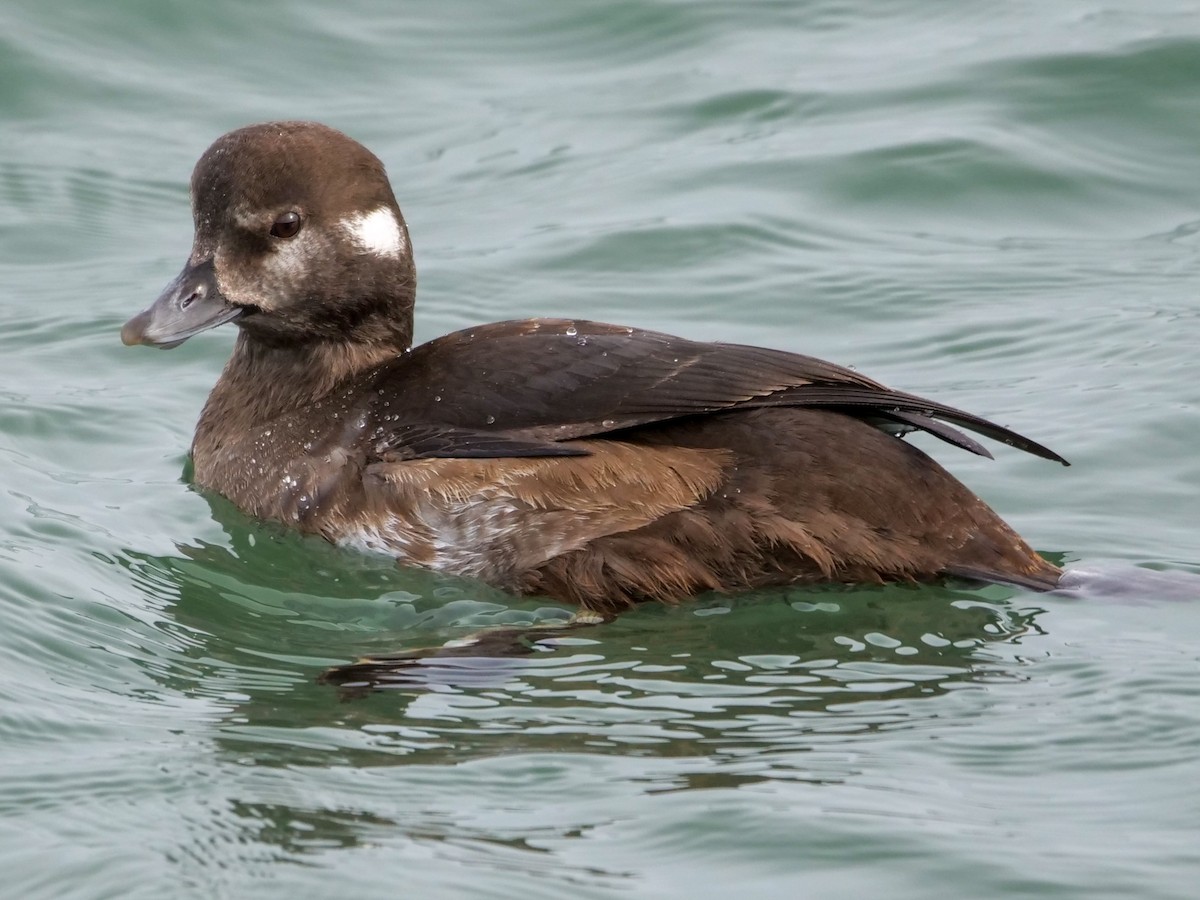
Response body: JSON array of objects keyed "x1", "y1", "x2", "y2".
[{"x1": 269, "y1": 211, "x2": 302, "y2": 239}]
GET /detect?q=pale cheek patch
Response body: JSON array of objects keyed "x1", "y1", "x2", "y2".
[{"x1": 341, "y1": 206, "x2": 406, "y2": 258}]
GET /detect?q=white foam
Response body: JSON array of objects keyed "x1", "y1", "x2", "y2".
[{"x1": 341, "y1": 206, "x2": 406, "y2": 258}]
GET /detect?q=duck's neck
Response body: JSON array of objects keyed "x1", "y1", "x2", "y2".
[{"x1": 193, "y1": 334, "x2": 402, "y2": 456}]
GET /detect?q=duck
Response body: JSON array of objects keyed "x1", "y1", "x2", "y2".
[{"x1": 121, "y1": 120, "x2": 1068, "y2": 618}]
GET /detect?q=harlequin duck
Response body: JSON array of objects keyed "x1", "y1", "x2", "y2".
[{"x1": 122, "y1": 121, "x2": 1067, "y2": 616}]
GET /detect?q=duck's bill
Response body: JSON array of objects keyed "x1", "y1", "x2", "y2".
[{"x1": 121, "y1": 259, "x2": 244, "y2": 349}]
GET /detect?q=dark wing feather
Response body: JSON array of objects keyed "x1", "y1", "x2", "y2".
[
  {"x1": 872, "y1": 411, "x2": 993, "y2": 459},
  {"x1": 747, "y1": 384, "x2": 1067, "y2": 463},
  {"x1": 375, "y1": 423, "x2": 590, "y2": 461},
  {"x1": 363, "y1": 319, "x2": 1067, "y2": 465}
]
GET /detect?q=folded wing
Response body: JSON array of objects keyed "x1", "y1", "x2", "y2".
[{"x1": 363, "y1": 319, "x2": 1068, "y2": 465}]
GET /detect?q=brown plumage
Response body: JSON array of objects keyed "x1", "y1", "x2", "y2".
[{"x1": 122, "y1": 121, "x2": 1066, "y2": 616}]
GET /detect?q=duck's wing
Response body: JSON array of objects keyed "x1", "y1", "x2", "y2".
[
  {"x1": 367, "y1": 318, "x2": 1067, "y2": 465},
  {"x1": 373, "y1": 422, "x2": 589, "y2": 460}
]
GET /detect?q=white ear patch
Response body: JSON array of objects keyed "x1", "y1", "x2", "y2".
[{"x1": 341, "y1": 206, "x2": 406, "y2": 258}]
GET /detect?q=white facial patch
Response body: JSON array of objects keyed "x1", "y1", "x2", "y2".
[{"x1": 341, "y1": 206, "x2": 406, "y2": 258}]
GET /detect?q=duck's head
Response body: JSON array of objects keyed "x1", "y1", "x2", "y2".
[{"x1": 122, "y1": 121, "x2": 416, "y2": 352}]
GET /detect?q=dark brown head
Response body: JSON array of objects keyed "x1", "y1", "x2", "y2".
[{"x1": 122, "y1": 121, "x2": 416, "y2": 352}]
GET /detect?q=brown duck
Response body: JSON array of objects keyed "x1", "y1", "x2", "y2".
[{"x1": 122, "y1": 121, "x2": 1067, "y2": 618}]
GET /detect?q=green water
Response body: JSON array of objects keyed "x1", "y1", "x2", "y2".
[{"x1": 3, "y1": 1, "x2": 1200, "y2": 897}]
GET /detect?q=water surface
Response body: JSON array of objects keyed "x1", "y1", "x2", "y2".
[{"x1": 2, "y1": 1, "x2": 1200, "y2": 897}]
